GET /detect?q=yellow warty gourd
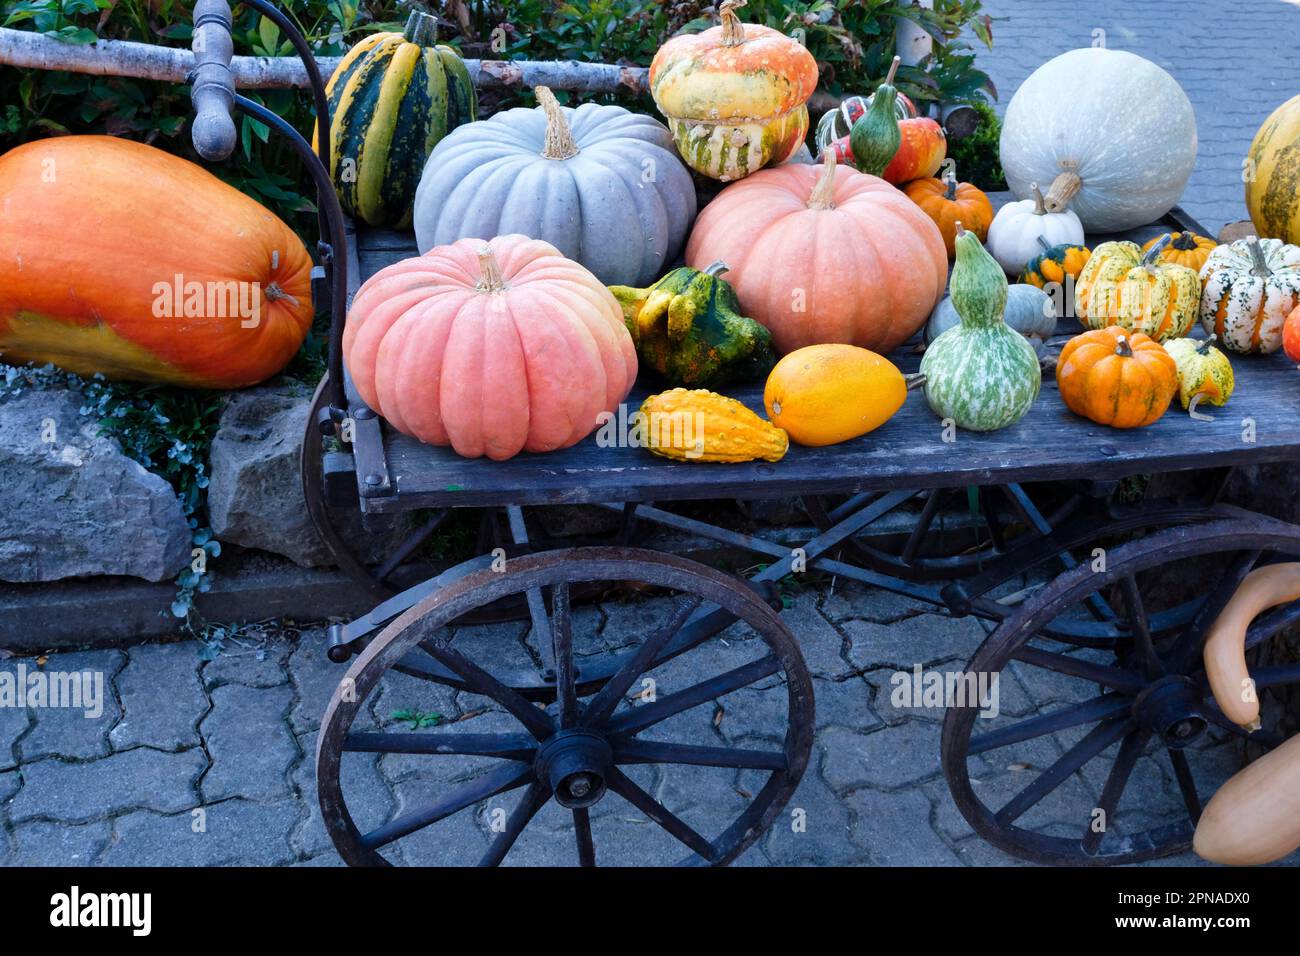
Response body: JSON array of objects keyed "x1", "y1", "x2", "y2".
[{"x1": 640, "y1": 388, "x2": 788, "y2": 463}]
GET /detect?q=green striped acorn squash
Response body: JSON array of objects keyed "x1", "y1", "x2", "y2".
[
  {"x1": 315, "y1": 11, "x2": 477, "y2": 228},
  {"x1": 920, "y1": 226, "x2": 1042, "y2": 432}
]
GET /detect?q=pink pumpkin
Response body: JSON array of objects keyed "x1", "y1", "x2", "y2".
[
  {"x1": 686, "y1": 153, "x2": 948, "y2": 354},
  {"x1": 344, "y1": 234, "x2": 637, "y2": 460}
]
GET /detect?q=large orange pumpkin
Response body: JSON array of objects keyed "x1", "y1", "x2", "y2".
[
  {"x1": 0, "y1": 136, "x2": 313, "y2": 388},
  {"x1": 685, "y1": 153, "x2": 947, "y2": 354},
  {"x1": 1055, "y1": 326, "x2": 1177, "y2": 428},
  {"x1": 344, "y1": 235, "x2": 637, "y2": 460}
]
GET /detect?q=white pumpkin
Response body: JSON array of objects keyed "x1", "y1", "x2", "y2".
[
  {"x1": 1000, "y1": 48, "x2": 1197, "y2": 232},
  {"x1": 986, "y1": 183, "x2": 1084, "y2": 275}
]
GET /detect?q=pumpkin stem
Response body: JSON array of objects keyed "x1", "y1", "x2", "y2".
[
  {"x1": 807, "y1": 151, "x2": 838, "y2": 210},
  {"x1": 402, "y1": 10, "x2": 439, "y2": 46},
  {"x1": 702, "y1": 260, "x2": 731, "y2": 278},
  {"x1": 1044, "y1": 160, "x2": 1082, "y2": 213},
  {"x1": 1188, "y1": 392, "x2": 1214, "y2": 422},
  {"x1": 1035, "y1": 234, "x2": 1054, "y2": 254},
  {"x1": 719, "y1": 0, "x2": 747, "y2": 46},
  {"x1": 954, "y1": 220, "x2": 966, "y2": 237},
  {"x1": 1114, "y1": 334, "x2": 1134, "y2": 358},
  {"x1": 476, "y1": 245, "x2": 508, "y2": 293},
  {"x1": 536, "y1": 86, "x2": 579, "y2": 161},
  {"x1": 904, "y1": 372, "x2": 926, "y2": 391},
  {"x1": 264, "y1": 283, "x2": 299, "y2": 306},
  {"x1": 1245, "y1": 236, "x2": 1273, "y2": 278},
  {"x1": 1197, "y1": 335, "x2": 1215, "y2": 356},
  {"x1": 942, "y1": 165, "x2": 957, "y2": 201},
  {"x1": 1172, "y1": 231, "x2": 1198, "y2": 251},
  {"x1": 882, "y1": 55, "x2": 900, "y2": 88},
  {"x1": 1141, "y1": 233, "x2": 1173, "y2": 270},
  {"x1": 1029, "y1": 182, "x2": 1047, "y2": 216}
]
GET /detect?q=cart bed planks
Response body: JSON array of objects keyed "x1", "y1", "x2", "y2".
[{"x1": 345, "y1": 215, "x2": 1300, "y2": 513}]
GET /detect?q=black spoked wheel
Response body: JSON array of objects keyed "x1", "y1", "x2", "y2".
[
  {"x1": 317, "y1": 548, "x2": 814, "y2": 866},
  {"x1": 804, "y1": 484, "x2": 1083, "y2": 582},
  {"x1": 942, "y1": 517, "x2": 1300, "y2": 866}
]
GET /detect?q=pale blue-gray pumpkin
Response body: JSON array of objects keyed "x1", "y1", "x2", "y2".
[
  {"x1": 413, "y1": 86, "x2": 697, "y2": 286},
  {"x1": 924, "y1": 283, "x2": 1057, "y2": 345},
  {"x1": 920, "y1": 227, "x2": 1042, "y2": 431}
]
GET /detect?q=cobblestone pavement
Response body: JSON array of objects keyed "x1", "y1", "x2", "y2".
[
  {"x1": 980, "y1": 0, "x2": 1300, "y2": 234},
  {"x1": 3, "y1": 577, "x2": 1296, "y2": 867}
]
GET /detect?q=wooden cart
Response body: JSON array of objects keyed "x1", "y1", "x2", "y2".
[{"x1": 186, "y1": 0, "x2": 1300, "y2": 866}]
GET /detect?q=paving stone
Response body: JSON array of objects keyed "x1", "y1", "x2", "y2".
[
  {"x1": 18, "y1": 650, "x2": 122, "y2": 760},
  {"x1": 761, "y1": 770, "x2": 860, "y2": 865},
  {"x1": 844, "y1": 614, "x2": 988, "y2": 671},
  {"x1": 11, "y1": 819, "x2": 112, "y2": 866},
  {"x1": 292, "y1": 730, "x2": 394, "y2": 859},
  {"x1": 102, "y1": 801, "x2": 299, "y2": 866},
  {"x1": 522, "y1": 602, "x2": 605, "y2": 659},
  {"x1": 0, "y1": 768, "x2": 19, "y2": 804},
  {"x1": 202, "y1": 637, "x2": 292, "y2": 689},
  {"x1": 820, "y1": 582, "x2": 931, "y2": 624},
  {"x1": 847, "y1": 787, "x2": 961, "y2": 866},
  {"x1": 288, "y1": 630, "x2": 348, "y2": 735},
  {"x1": 953, "y1": 836, "x2": 1034, "y2": 867},
  {"x1": 832, "y1": 721, "x2": 944, "y2": 791},
  {"x1": 811, "y1": 675, "x2": 880, "y2": 733},
  {"x1": 384, "y1": 768, "x2": 496, "y2": 866},
  {"x1": 862, "y1": 664, "x2": 1019, "y2": 725},
  {"x1": 778, "y1": 593, "x2": 852, "y2": 679},
  {"x1": 9, "y1": 747, "x2": 206, "y2": 822},
  {"x1": 200, "y1": 683, "x2": 296, "y2": 803},
  {"x1": 110, "y1": 643, "x2": 206, "y2": 751},
  {"x1": 0, "y1": 668, "x2": 31, "y2": 771}
]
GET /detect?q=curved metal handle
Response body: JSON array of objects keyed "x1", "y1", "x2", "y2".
[{"x1": 190, "y1": 0, "x2": 236, "y2": 161}]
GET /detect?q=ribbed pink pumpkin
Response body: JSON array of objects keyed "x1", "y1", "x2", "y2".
[
  {"x1": 685, "y1": 153, "x2": 948, "y2": 354},
  {"x1": 344, "y1": 234, "x2": 637, "y2": 460}
]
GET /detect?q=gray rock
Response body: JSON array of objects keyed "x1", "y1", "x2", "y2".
[
  {"x1": 9, "y1": 746, "x2": 206, "y2": 822},
  {"x1": 206, "y1": 380, "x2": 330, "y2": 567},
  {"x1": 0, "y1": 389, "x2": 190, "y2": 582}
]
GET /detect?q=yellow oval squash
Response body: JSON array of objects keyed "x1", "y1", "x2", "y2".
[
  {"x1": 1194, "y1": 731, "x2": 1300, "y2": 866},
  {"x1": 763, "y1": 344, "x2": 906, "y2": 447},
  {"x1": 1246, "y1": 94, "x2": 1300, "y2": 246},
  {"x1": 640, "y1": 388, "x2": 788, "y2": 463}
]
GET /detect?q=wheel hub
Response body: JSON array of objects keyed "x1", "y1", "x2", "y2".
[
  {"x1": 535, "y1": 729, "x2": 612, "y2": 809},
  {"x1": 1131, "y1": 675, "x2": 1207, "y2": 749}
]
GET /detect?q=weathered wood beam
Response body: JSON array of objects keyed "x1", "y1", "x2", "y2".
[{"x1": 0, "y1": 26, "x2": 650, "y2": 94}]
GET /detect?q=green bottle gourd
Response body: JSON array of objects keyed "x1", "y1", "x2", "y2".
[
  {"x1": 920, "y1": 224, "x2": 1042, "y2": 432},
  {"x1": 850, "y1": 56, "x2": 902, "y2": 177}
]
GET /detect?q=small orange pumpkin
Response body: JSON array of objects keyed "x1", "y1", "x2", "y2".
[
  {"x1": 1055, "y1": 326, "x2": 1177, "y2": 428},
  {"x1": 1141, "y1": 230, "x2": 1216, "y2": 273},
  {"x1": 904, "y1": 165, "x2": 993, "y2": 257}
]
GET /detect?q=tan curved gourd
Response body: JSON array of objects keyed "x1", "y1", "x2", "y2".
[
  {"x1": 1194, "y1": 732, "x2": 1300, "y2": 866},
  {"x1": 1203, "y1": 562, "x2": 1300, "y2": 729}
]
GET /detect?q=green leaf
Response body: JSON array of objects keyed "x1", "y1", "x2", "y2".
[
  {"x1": 47, "y1": 25, "x2": 100, "y2": 45},
  {"x1": 258, "y1": 15, "x2": 281, "y2": 53}
]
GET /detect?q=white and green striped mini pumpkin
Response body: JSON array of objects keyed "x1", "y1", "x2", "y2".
[
  {"x1": 920, "y1": 227, "x2": 1042, "y2": 432},
  {"x1": 316, "y1": 12, "x2": 477, "y2": 229},
  {"x1": 1198, "y1": 236, "x2": 1300, "y2": 354}
]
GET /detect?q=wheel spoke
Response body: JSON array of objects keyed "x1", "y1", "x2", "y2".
[
  {"x1": 344, "y1": 731, "x2": 535, "y2": 760},
  {"x1": 613, "y1": 739, "x2": 786, "y2": 771},
  {"x1": 478, "y1": 782, "x2": 549, "y2": 867},
  {"x1": 551, "y1": 583, "x2": 577, "y2": 729},
  {"x1": 1119, "y1": 575, "x2": 1164, "y2": 677},
  {"x1": 418, "y1": 639, "x2": 554, "y2": 740},
  {"x1": 1082, "y1": 729, "x2": 1150, "y2": 854},
  {"x1": 1012, "y1": 646, "x2": 1146, "y2": 694},
  {"x1": 995, "y1": 718, "x2": 1133, "y2": 826},
  {"x1": 373, "y1": 511, "x2": 449, "y2": 582},
  {"x1": 1245, "y1": 601, "x2": 1300, "y2": 651},
  {"x1": 1251, "y1": 662, "x2": 1300, "y2": 690},
  {"x1": 1167, "y1": 749, "x2": 1202, "y2": 824},
  {"x1": 967, "y1": 694, "x2": 1129, "y2": 756},
  {"x1": 1169, "y1": 549, "x2": 1262, "y2": 672},
  {"x1": 900, "y1": 489, "x2": 944, "y2": 565},
  {"x1": 360, "y1": 761, "x2": 533, "y2": 852},
  {"x1": 979, "y1": 486, "x2": 1009, "y2": 553},
  {"x1": 607, "y1": 766, "x2": 715, "y2": 861},
  {"x1": 605, "y1": 655, "x2": 782, "y2": 736},
  {"x1": 583, "y1": 596, "x2": 700, "y2": 727},
  {"x1": 574, "y1": 807, "x2": 595, "y2": 866}
]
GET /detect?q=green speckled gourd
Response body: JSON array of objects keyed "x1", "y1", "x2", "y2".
[
  {"x1": 850, "y1": 56, "x2": 902, "y2": 177},
  {"x1": 610, "y1": 261, "x2": 776, "y2": 388},
  {"x1": 920, "y1": 227, "x2": 1042, "y2": 431}
]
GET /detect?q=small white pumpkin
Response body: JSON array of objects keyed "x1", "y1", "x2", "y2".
[
  {"x1": 1000, "y1": 48, "x2": 1197, "y2": 233},
  {"x1": 986, "y1": 183, "x2": 1084, "y2": 275}
]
